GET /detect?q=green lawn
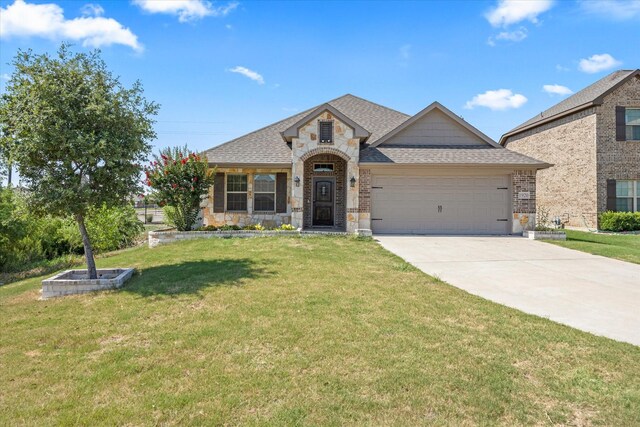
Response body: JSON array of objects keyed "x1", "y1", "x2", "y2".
[
  {"x1": 546, "y1": 229, "x2": 640, "y2": 264},
  {"x1": 1, "y1": 237, "x2": 639, "y2": 425}
]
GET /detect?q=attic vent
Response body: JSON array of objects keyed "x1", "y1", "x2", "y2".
[{"x1": 319, "y1": 120, "x2": 333, "y2": 144}]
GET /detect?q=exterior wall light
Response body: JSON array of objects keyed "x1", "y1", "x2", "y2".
[
  {"x1": 350, "y1": 176, "x2": 356, "y2": 188},
  {"x1": 294, "y1": 176, "x2": 301, "y2": 187}
]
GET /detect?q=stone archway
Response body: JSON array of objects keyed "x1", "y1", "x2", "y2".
[{"x1": 303, "y1": 153, "x2": 347, "y2": 230}]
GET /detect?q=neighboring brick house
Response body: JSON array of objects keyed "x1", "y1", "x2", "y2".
[
  {"x1": 501, "y1": 69, "x2": 640, "y2": 229},
  {"x1": 205, "y1": 95, "x2": 549, "y2": 234}
]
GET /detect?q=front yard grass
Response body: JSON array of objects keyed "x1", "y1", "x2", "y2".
[
  {"x1": 1, "y1": 236, "x2": 639, "y2": 425},
  {"x1": 546, "y1": 229, "x2": 640, "y2": 264}
]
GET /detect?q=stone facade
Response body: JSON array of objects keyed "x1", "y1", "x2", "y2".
[
  {"x1": 202, "y1": 167, "x2": 292, "y2": 228},
  {"x1": 596, "y1": 75, "x2": 640, "y2": 214},
  {"x1": 357, "y1": 168, "x2": 371, "y2": 230},
  {"x1": 505, "y1": 111, "x2": 598, "y2": 228},
  {"x1": 291, "y1": 111, "x2": 361, "y2": 232},
  {"x1": 505, "y1": 75, "x2": 640, "y2": 228}
]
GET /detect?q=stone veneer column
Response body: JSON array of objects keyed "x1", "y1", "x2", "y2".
[
  {"x1": 357, "y1": 168, "x2": 371, "y2": 230},
  {"x1": 512, "y1": 170, "x2": 537, "y2": 233}
]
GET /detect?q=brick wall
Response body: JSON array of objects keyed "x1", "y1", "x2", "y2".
[
  {"x1": 302, "y1": 154, "x2": 347, "y2": 230},
  {"x1": 596, "y1": 75, "x2": 640, "y2": 215},
  {"x1": 512, "y1": 170, "x2": 536, "y2": 213},
  {"x1": 357, "y1": 168, "x2": 371, "y2": 213},
  {"x1": 505, "y1": 111, "x2": 598, "y2": 228}
]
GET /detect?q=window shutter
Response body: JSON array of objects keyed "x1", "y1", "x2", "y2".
[
  {"x1": 615, "y1": 106, "x2": 626, "y2": 141},
  {"x1": 276, "y1": 172, "x2": 287, "y2": 213},
  {"x1": 213, "y1": 173, "x2": 225, "y2": 213},
  {"x1": 606, "y1": 179, "x2": 617, "y2": 211}
]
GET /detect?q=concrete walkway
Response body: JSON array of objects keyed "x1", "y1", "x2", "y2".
[{"x1": 376, "y1": 236, "x2": 640, "y2": 346}]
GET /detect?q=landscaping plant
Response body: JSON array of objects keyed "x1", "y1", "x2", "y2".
[
  {"x1": 599, "y1": 211, "x2": 640, "y2": 232},
  {"x1": 145, "y1": 146, "x2": 214, "y2": 231},
  {"x1": 0, "y1": 44, "x2": 158, "y2": 279}
]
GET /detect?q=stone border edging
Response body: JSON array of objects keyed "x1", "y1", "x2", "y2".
[{"x1": 148, "y1": 228, "x2": 371, "y2": 248}]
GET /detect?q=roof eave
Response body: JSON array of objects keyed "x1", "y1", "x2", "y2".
[
  {"x1": 499, "y1": 101, "x2": 596, "y2": 145},
  {"x1": 359, "y1": 161, "x2": 553, "y2": 169}
]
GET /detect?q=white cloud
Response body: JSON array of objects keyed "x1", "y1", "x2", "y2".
[
  {"x1": 580, "y1": 0, "x2": 640, "y2": 20},
  {"x1": 228, "y1": 66, "x2": 264, "y2": 84},
  {"x1": 486, "y1": 0, "x2": 553, "y2": 27},
  {"x1": 80, "y1": 3, "x2": 104, "y2": 17},
  {"x1": 488, "y1": 27, "x2": 527, "y2": 45},
  {"x1": 543, "y1": 84, "x2": 573, "y2": 96},
  {"x1": 465, "y1": 89, "x2": 528, "y2": 111},
  {"x1": 0, "y1": 74, "x2": 10, "y2": 80},
  {"x1": 0, "y1": 0, "x2": 142, "y2": 51},
  {"x1": 556, "y1": 64, "x2": 570, "y2": 72},
  {"x1": 133, "y1": 0, "x2": 238, "y2": 23},
  {"x1": 578, "y1": 53, "x2": 622, "y2": 73}
]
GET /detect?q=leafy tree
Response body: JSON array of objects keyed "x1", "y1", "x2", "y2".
[
  {"x1": 145, "y1": 146, "x2": 214, "y2": 231},
  {"x1": 0, "y1": 44, "x2": 158, "y2": 279}
]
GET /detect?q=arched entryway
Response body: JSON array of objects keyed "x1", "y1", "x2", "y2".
[{"x1": 303, "y1": 153, "x2": 347, "y2": 230}]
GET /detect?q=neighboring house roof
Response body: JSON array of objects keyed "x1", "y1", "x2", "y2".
[
  {"x1": 500, "y1": 69, "x2": 640, "y2": 144},
  {"x1": 360, "y1": 145, "x2": 550, "y2": 167},
  {"x1": 205, "y1": 94, "x2": 409, "y2": 165}
]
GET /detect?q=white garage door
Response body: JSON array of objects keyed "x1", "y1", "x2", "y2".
[{"x1": 371, "y1": 175, "x2": 510, "y2": 234}]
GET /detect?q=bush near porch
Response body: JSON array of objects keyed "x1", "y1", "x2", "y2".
[
  {"x1": 1, "y1": 237, "x2": 639, "y2": 425},
  {"x1": 599, "y1": 211, "x2": 640, "y2": 232}
]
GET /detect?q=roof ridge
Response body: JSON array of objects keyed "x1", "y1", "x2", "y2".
[{"x1": 330, "y1": 93, "x2": 411, "y2": 118}]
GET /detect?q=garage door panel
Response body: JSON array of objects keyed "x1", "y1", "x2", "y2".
[{"x1": 371, "y1": 175, "x2": 510, "y2": 235}]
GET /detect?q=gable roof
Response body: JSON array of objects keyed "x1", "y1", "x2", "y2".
[
  {"x1": 205, "y1": 94, "x2": 409, "y2": 166},
  {"x1": 371, "y1": 102, "x2": 501, "y2": 148},
  {"x1": 281, "y1": 103, "x2": 371, "y2": 142},
  {"x1": 500, "y1": 69, "x2": 640, "y2": 144}
]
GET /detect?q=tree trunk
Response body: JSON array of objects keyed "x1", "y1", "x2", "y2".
[{"x1": 75, "y1": 213, "x2": 97, "y2": 279}]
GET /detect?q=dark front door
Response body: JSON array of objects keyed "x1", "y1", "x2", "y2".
[{"x1": 313, "y1": 179, "x2": 334, "y2": 226}]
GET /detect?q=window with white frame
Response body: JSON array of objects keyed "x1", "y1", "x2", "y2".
[
  {"x1": 253, "y1": 174, "x2": 276, "y2": 211},
  {"x1": 626, "y1": 108, "x2": 640, "y2": 140},
  {"x1": 226, "y1": 174, "x2": 247, "y2": 211},
  {"x1": 616, "y1": 180, "x2": 640, "y2": 212}
]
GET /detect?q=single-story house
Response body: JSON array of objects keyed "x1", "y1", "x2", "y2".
[
  {"x1": 500, "y1": 69, "x2": 640, "y2": 229},
  {"x1": 204, "y1": 95, "x2": 550, "y2": 234}
]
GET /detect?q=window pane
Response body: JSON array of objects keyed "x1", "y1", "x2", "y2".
[
  {"x1": 616, "y1": 181, "x2": 633, "y2": 197},
  {"x1": 254, "y1": 174, "x2": 275, "y2": 192},
  {"x1": 227, "y1": 175, "x2": 247, "y2": 192},
  {"x1": 314, "y1": 163, "x2": 334, "y2": 172},
  {"x1": 616, "y1": 198, "x2": 633, "y2": 212},
  {"x1": 227, "y1": 192, "x2": 247, "y2": 211},
  {"x1": 627, "y1": 125, "x2": 640, "y2": 140},
  {"x1": 254, "y1": 193, "x2": 275, "y2": 211},
  {"x1": 636, "y1": 181, "x2": 640, "y2": 197},
  {"x1": 626, "y1": 108, "x2": 640, "y2": 126}
]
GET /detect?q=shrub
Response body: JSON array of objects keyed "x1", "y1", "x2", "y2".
[
  {"x1": 219, "y1": 224, "x2": 241, "y2": 231},
  {"x1": 198, "y1": 225, "x2": 219, "y2": 231},
  {"x1": 146, "y1": 213, "x2": 154, "y2": 223},
  {"x1": 278, "y1": 224, "x2": 297, "y2": 231},
  {"x1": 145, "y1": 146, "x2": 214, "y2": 231},
  {"x1": 243, "y1": 224, "x2": 265, "y2": 231},
  {"x1": 599, "y1": 211, "x2": 640, "y2": 232}
]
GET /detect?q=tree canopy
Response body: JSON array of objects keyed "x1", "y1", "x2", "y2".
[{"x1": 0, "y1": 44, "x2": 159, "y2": 278}]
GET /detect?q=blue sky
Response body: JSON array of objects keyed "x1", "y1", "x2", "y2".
[{"x1": 1, "y1": 0, "x2": 639, "y2": 159}]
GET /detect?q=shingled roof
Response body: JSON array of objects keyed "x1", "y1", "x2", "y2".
[
  {"x1": 360, "y1": 145, "x2": 549, "y2": 166},
  {"x1": 501, "y1": 69, "x2": 640, "y2": 144},
  {"x1": 205, "y1": 94, "x2": 409, "y2": 165}
]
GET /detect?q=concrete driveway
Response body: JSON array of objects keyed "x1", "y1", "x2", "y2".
[{"x1": 376, "y1": 235, "x2": 640, "y2": 346}]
